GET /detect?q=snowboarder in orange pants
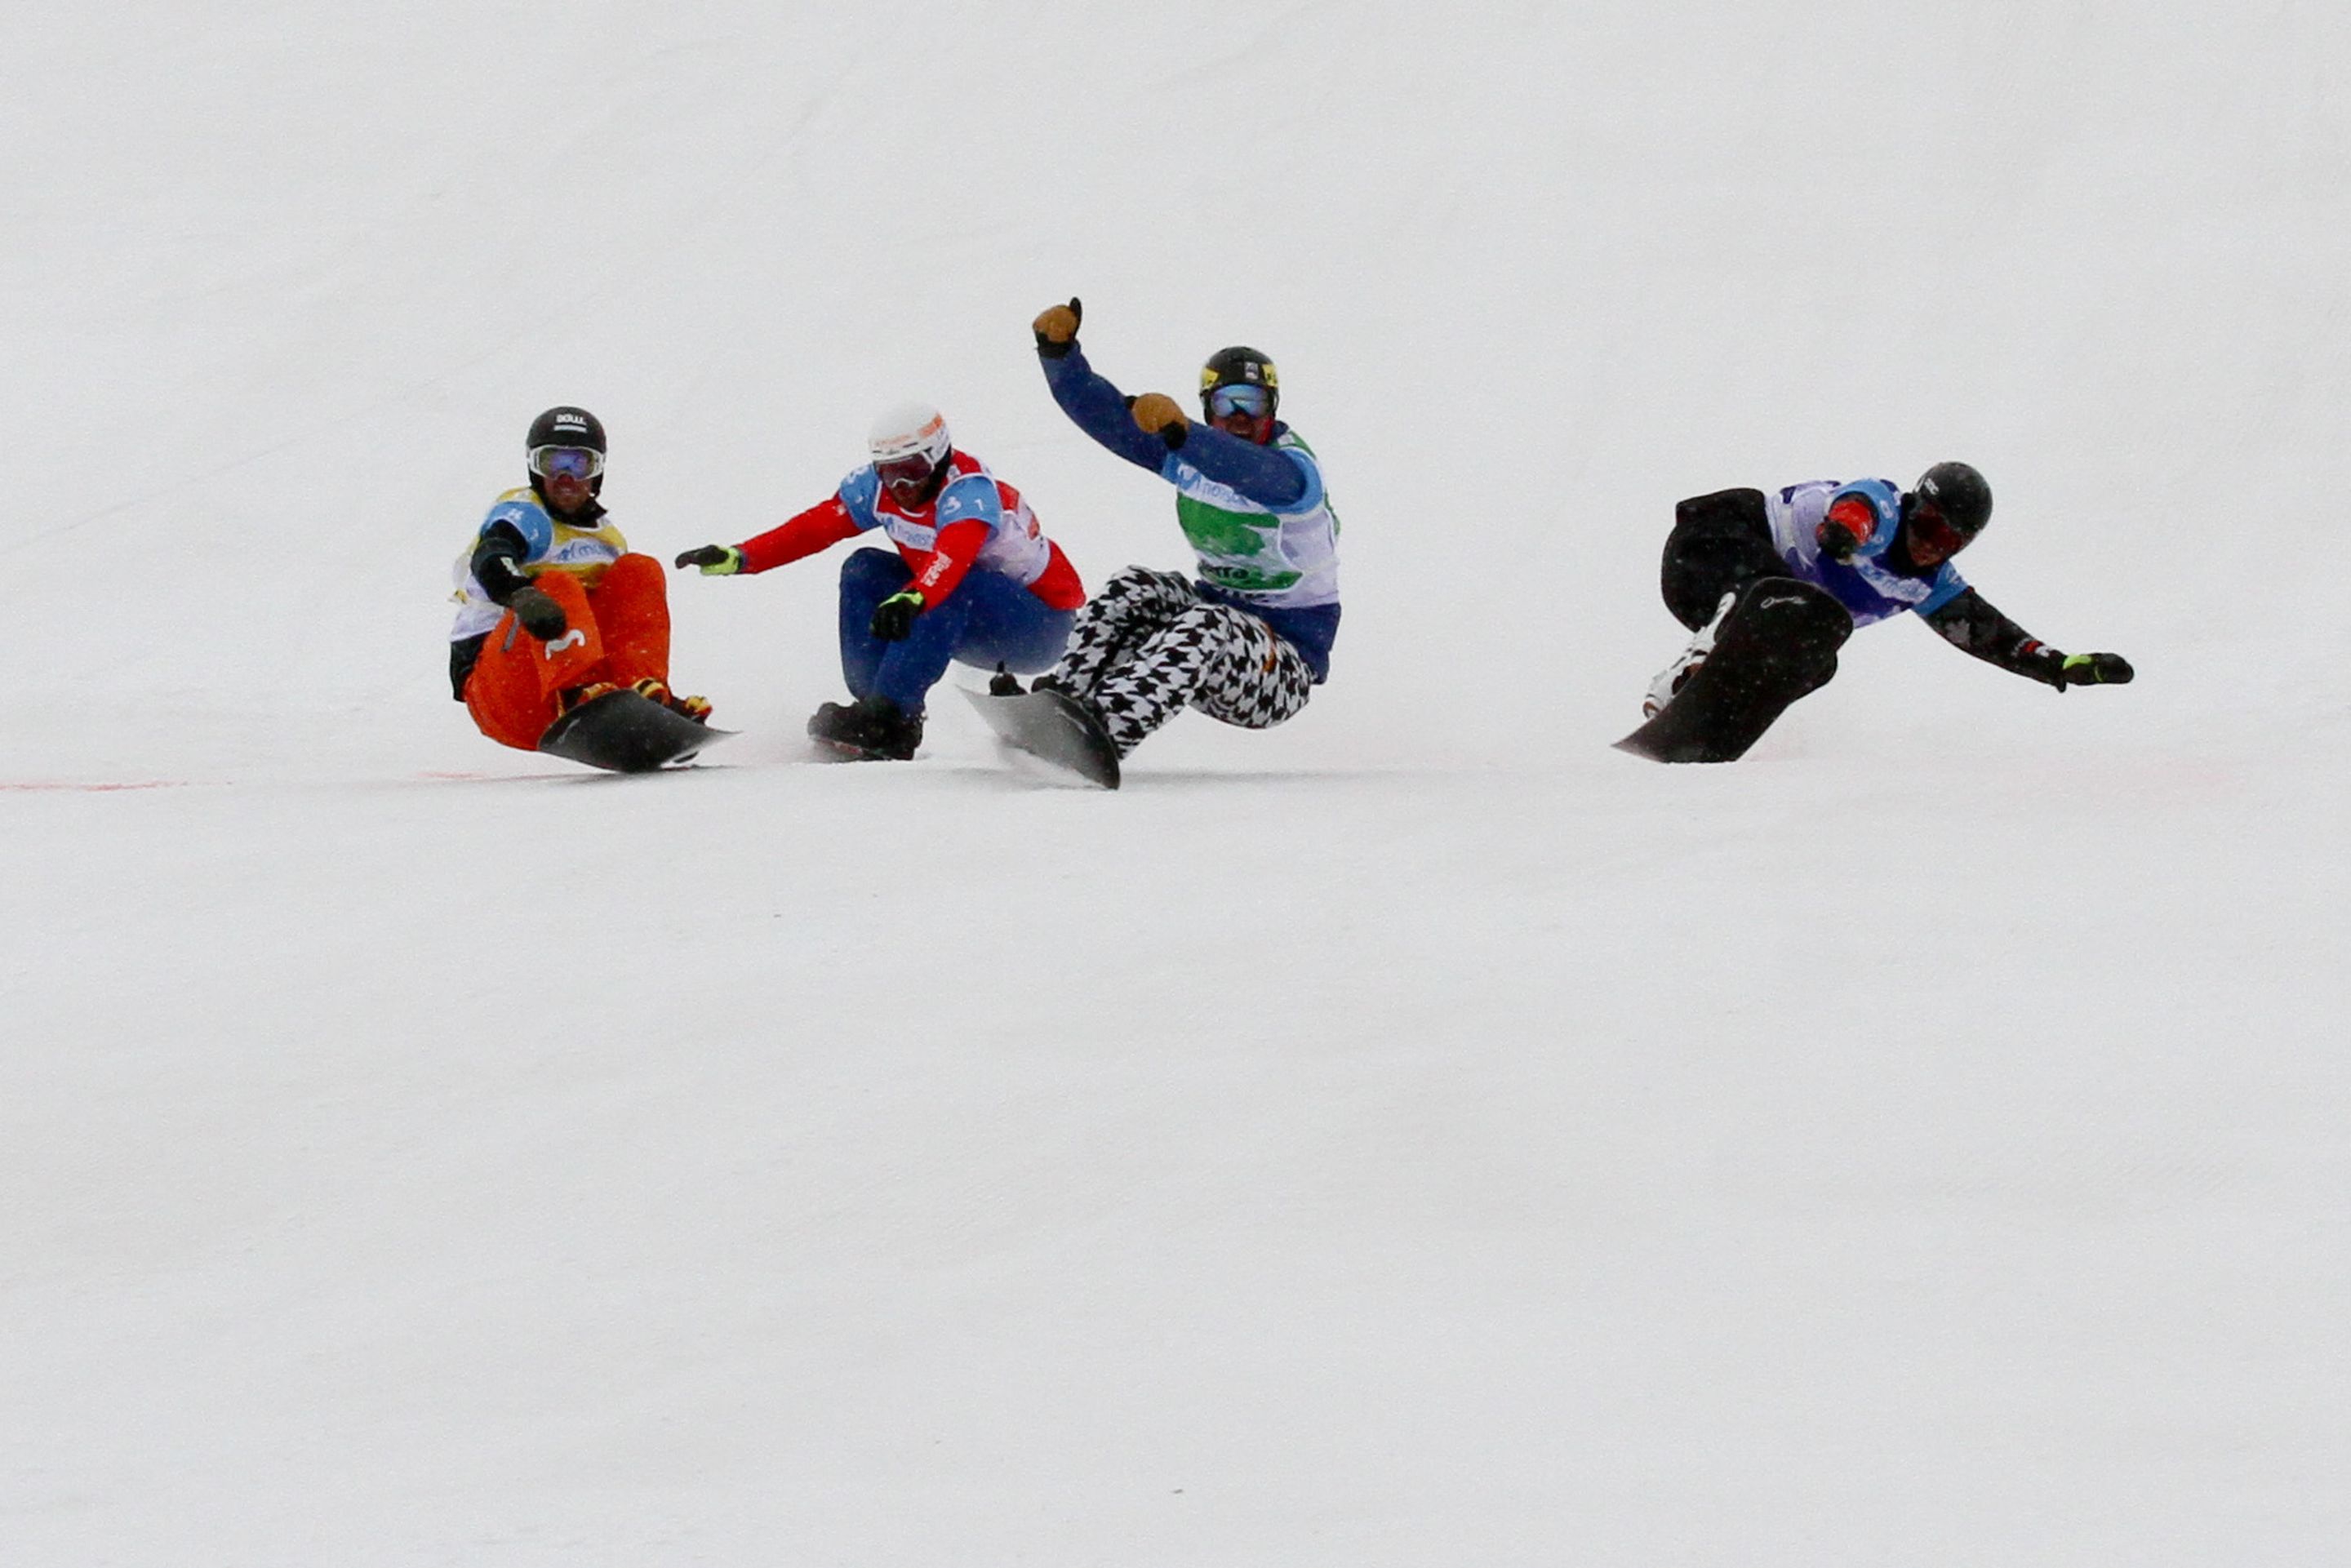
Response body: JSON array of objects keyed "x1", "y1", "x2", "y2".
[
  {"x1": 447, "y1": 406, "x2": 709, "y2": 752},
  {"x1": 460, "y1": 553, "x2": 687, "y2": 750}
]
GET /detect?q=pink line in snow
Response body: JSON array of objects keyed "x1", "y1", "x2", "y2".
[{"x1": 0, "y1": 780, "x2": 198, "y2": 793}]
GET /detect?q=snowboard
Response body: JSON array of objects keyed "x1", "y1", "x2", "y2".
[
  {"x1": 807, "y1": 731, "x2": 904, "y2": 764},
  {"x1": 537, "y1": 688, "x2": 733, "y2": 772},
  {"x1": 961, "y1": 685, "x2": 1122, "y2": 789},
  {"x1": 1614, "y1": 580, "x2": 1852, "y2": 763}
]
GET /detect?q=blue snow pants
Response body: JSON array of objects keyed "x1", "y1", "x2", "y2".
[{"x1": 838, "y1": 547, "x2": 1075, "y2": 716}]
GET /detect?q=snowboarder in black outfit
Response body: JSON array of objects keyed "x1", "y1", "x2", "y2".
[{"x1": 1627, "y1": 464, "x2": 2133, "y2": 761}]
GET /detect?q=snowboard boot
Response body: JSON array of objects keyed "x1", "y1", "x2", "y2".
[
  {"x1": 988, "y1": 664, "x2": 1024, "y2": 697},
  {"x1": 807, "y1": 693, "x2": 924, "y2": 761},
  {"x1": 631, "y1": 677, "x2": 712, "y2": 725},
  {"x1": 1643, "y1": 590, "x2": 1738, "y2": 719},
  {"x1": 554, "y1": 680, "x2": 621, "y2": 717}
]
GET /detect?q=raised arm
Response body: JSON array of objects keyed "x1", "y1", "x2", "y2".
[
  {"x1": 1033, "y1": 296, "x2": 1312, "y2": 509},
  {"x1": 1031, "y1": 297, "x2": 1185, "y2": 473},
  {"x1": 1038, "y1": 353, "x2": 1173, "y2": 473}
]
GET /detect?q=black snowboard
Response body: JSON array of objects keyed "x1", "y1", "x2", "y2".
[
  {"x1": 962, "y1": 686, "x2": 1122, "y2": 789},
  {"x1": 538, "y1": 689, "x2": 733, "y2": 772},
  {"x1": 1615, "y1": 580, "x2": 1852, "y2": 763}
]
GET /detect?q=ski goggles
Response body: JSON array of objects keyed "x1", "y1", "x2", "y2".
[
  {"x1": 529, "y1": 445, "x2": 605, "y2": 481},
  {"x1": 1906, "y1": 504, "x2": 1969, "y2": 560},
  {"x1": 875, "y1": 452, "x2": 939, "y2": 489},
  {"x1": 1206, "y1": 384, "x2": 1270, "y2": 420}
]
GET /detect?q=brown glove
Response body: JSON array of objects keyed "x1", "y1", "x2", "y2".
[
  {"x1": 1033, "y1": 297, "x2": 1082, "y2": 358},
  {"x1": 1129, "y1": 392, "x2": 1189, "y2": 450}
]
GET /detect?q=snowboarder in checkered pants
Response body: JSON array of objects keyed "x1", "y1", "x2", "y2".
[
  {"x1": 1025, "y1": 298, "x2": 1340, "y2": 760},
  {"x1": 1050, "y1": 565, "x2": 1316, "y2": 754}
]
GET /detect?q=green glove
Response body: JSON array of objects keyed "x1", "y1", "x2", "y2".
[
  {"x1": 869, "y1": 590, "x2": 925, "y2": 642},
  {"x1": 674, "y1": 544, "x2": 744, "y2": 575},
  {"x1": 2057, "y1": 651, "x2": 2134, "y2": 687}
]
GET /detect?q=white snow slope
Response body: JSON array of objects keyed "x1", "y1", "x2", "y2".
[{"x1": 2, "y1": 4, "x2": 2345, "y2": 1564}]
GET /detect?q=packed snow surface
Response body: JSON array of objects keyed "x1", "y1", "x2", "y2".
[{"x1": 2, "y1": 4, "x2": 2344, "y2": 1563}]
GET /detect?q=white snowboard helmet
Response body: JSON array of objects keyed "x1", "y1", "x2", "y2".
[{"x1": 867, "y1": 401, "x2": 952, "y2": 473}]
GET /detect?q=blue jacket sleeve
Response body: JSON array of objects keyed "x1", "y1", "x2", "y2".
[
  {"x1": 1168, "y1": 425, "x2": 1312, "y2": 513},
  {"x1": 1041, "y1": 344, "x2": 1313, "y2": 509},
  {"x1": 1039, "y1": 344, "x2": 1184, "y2": 473}
]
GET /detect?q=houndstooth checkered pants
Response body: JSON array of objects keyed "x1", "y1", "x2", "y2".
[{"x1": 1049, "y1": 566, "x2": 1314, "y2": 757}]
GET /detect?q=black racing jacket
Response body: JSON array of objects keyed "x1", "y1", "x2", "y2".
[{"x1": 1919, "y1": 589, "x2": 2069, "y2": 686}]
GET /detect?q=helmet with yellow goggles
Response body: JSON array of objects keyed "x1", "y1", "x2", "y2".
[{"x1": 1198, "y1": 345, "x2": 1278, "y2": 422}]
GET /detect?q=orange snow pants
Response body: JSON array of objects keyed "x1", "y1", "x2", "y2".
[{"x1": 464, "y1": 552, "x2": 673, "y2": 752}]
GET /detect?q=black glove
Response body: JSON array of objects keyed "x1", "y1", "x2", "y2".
[
  {"x1": 674, "y1": 544, "x2": 744, "y2": 575},
  {"x1": 1033, "y1": 296, "x2": 1082, "y2": 358},
  {"x1": 509, "y1": 584, "x2": 568, "y2": 641},
  {"x1": 2055, "y1": 651, "x2": 2134, "y2": 687},
  {"x1": 869, "y1": 590, "x2": 924, "y2": 642},
  {"x1": 1817, "y1": 520, "x2": 1862, "y2": 562}
]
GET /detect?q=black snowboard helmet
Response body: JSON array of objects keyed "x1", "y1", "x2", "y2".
[
  {"x1": 1198, "y1": 345, "x2": 1279, "y2": 422},
  {"x1": 1908, "y1": 460, "x2": 1992, "y2": 549},
  {"x1": 526, "y1": 406, "x2": 608, "y2": 500}
]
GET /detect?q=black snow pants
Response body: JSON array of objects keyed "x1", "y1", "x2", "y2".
[{"x1": 1660, "y1": 488, "x2": 1799, "y2": 631}]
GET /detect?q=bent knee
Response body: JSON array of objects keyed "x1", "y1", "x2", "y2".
[
  {"x1": 601, "y1": 551, "x2": 667, "y2": 590},
  {"x1": 1673, "y1": 487, "x2": 1768, "y2": 533},
  {"x1": 1102, "y1": 564, "x2": 1185, "y2": 597},
  {"x1": 840, "y1": 547, "x2": 908, "y2": 590}
]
